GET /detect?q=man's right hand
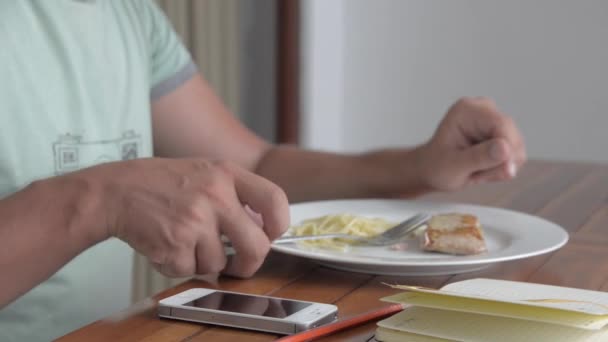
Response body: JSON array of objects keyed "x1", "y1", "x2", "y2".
[{"x1": 83, "y1": 158, "x2": 290, "y2": 278}]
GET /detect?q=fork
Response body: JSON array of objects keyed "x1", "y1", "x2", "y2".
[{"x1": 273, "y1": 213, "x2": 430, "y2": 246}]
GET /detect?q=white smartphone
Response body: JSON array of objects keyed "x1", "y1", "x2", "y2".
[{"x1": 158, "y1": 288, "x2": 338, "y2": 335}]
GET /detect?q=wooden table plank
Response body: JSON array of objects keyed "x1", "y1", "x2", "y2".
[
  {"x1": 491, "y1": 161, "x2": 593, "y2": 215},
  {"x1": 420, "y1": 161, "x2": 551, "y2": 205},
  {"x1": 57, "y1": 161, "x2": 608, "y2": 341},
  {"x1": 528, "y1": 232, "x2": 608, "y2": 289},
  {"x1": 578, "y1": 203, "x2": 608, "y2": 234},
  {"x1": 533, "y1": 167, "x2": 608, "y2": 233},
  {"x1": 188, "y1": 328, "x2": 277, "y2": 342}
]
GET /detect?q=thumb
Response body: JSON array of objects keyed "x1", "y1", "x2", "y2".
[{"x1": 459, "y1": 138, "x2": 511, "y2": 174}]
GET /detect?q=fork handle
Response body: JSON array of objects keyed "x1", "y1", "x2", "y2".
[{"x1": 272, "y1": 234, "x2": 364, "y2": 244}]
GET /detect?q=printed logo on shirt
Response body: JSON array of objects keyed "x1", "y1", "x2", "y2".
[{"x1": 52, "y1": 130, "x2": 141, "y2": 174}]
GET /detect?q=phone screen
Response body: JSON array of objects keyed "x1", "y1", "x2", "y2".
[{"x1": 183, "y1": 292, "x2": 312, "y2": 318}]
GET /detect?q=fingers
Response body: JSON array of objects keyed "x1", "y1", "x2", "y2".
[
  {"x1": 194, "y1": 162, "x2": 289, "y2": 278},
  {"x1": 228, "y1": 164, "x2": 290, "y2": 241},
  {"x1": 151, "y1": 244, "x2": 197, "y2": 278},
  {"x1": 195, "y1": 161, "x2": 283, "y2": 277},
  {"x1": 471, "y1": 160, "x2": 517, "y2": 184},
  {"x1": 244, "y1": 205, "x2": 264, "y2": 227},
  {"x1": 220, "y1": 200, "x2": 271, "y2": 278},
  {"x1": 460, "y1": 138, "x2": 511, "y2": 175},
  {"x1": 116, "y1": 158, "x2": 288, "y2": 279},
  {"x1": 468, "y1": 98, "x2": 526, "y2": 169},
  {"x1": 450, "y1": 97, "x2": 527, "y2": 177},
  {"x1": 194, "y1": 230, "x2": 227, "y2": 275},
  {"x1": 486, "y1": 113, "x2": 526, "y2": 172}
]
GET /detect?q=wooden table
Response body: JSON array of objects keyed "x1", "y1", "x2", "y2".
[{"x1": 58, "y1": 160, "x2": 608, "y2": 341}]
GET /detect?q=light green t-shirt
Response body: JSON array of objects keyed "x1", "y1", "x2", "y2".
[{"x1": 0, "y1": 1, "x2": 196, "y2": 340}]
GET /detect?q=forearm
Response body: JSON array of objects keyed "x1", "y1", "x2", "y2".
[
  {"x1": 254, "y1": 145, "x2": 433, "y2": 203},
  {"x1": 0, "y1": 174, "x2": 109, "y2": 308}
]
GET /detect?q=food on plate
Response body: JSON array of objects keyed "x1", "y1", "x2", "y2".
[
  {"x1": 421, "y1": 213, "x2": 487, "y2": 255},
  {"x1": 288, "y1": 214, "x2": 394, "y2": 251},
  {"x1": 288, "y1": 212, "x2": 487, "y2": 256}
]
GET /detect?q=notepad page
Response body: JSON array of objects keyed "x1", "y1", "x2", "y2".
[
  {"x1": 375, "y1": 326, "x2": 455, "y2": 342},
  {"x1": 377, "y1": 306, "x2": 608, "y2": 342},
  {"x1": 444, "y1": 279, "x2": 608, "y2": 315},
  {"x1": 382, "y1": 291, "x2": 608, "y2": 330},
  {"x1": 389, "y1": 278, "x2": 608, "y2": 315}
]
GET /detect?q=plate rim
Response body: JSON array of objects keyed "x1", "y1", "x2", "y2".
[{"x1": 270, "y1": 198, "x2": 569, "y2": 268}]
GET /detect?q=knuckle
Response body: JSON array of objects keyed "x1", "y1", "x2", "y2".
[
  {"x1": 195, "y1": 184, "x2": 234, "y2": 217},
  {"x1": 206, "y1": 170, "x2": 228, "y2": 189},
  {"x1": 182, "y1": 196, "x2": 210, "y2": 222},
  {"x1": 498, "y1": 112, "x2": 513, "y2": 125},
  {"x1": 212, "y1": 257, "x2": 228, "y2": 273},
  {"x1": 494, "y1": 114, "x2": 514, "y2": 132},
  {"x1": 456, "y1": 96, "x2": 497, "y2": 111},
  {"x1": 493, "y1": 138, "x2": 509, "y2": 156},
  {"x1": 193, "y1": 167, "x2": 237, "y2": 212},
  {"x1": 456, "y1": 96, "x2": 475, "y2": 107},
  {"x1": 267, "y1": 186, "x2": 289, "y2": 210},
  {"x1": 232, "y1": 262, "x2": 262, "y2": 279},
  {"x1": 165, "y1": 256, "x2": 194, "y2": 277},
  {"x1": 197, "y1": 255, "x2": 227, "y2": 275},
  {"x1": 166, "y1": 221, "x2": 200, "y2": 250},
  {"x1": 147, "y1": 248, "x2": 167, "y2": 265},
  {"x1": 212, "y1": 160, "x2": 237, "y2": 178},
  {"x1": 243, "y1": 241, "x2": 271, "y2": 263},
  {"x1": 235, "y1": 268, "x2": 257, "y2": 279},
  {"x1": 190, "y1": 159, "x2": 213, "y2": 173},
  {"x1": 212, "y1": 196, "x2": 238, "y2": 221},
  {"x1": 477, "y1": 96, "x2": 497, "y2": 108},
  {"x1": 232, "y1": 240, "x2": 270, "y2": 275},
  {"x1": 199, "y1": 160, "x2": 234, "y2": 189},
  {"x1": 264, "y1": 187, "x2": 290, "y2": 237}
]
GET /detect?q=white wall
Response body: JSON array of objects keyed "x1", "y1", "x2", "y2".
[
  {"x1": 300, "y1": 0, "x2": 345, "y2": 150},
  {"x1": 301, "y1": 0, "x2": 608, "y2": 163}
]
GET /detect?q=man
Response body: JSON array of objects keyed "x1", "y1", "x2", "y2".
[{"x1": 0, "y1": 1, "x2": 526, "y2": 341}]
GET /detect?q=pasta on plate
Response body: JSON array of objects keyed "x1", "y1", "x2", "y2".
[{"x1": 288, "y1": 214, "x2": 396, "y2": 251}]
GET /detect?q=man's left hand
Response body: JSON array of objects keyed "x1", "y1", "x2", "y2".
[{"x1": 417, "y1": 97, "x2": 527, "y2": 192}]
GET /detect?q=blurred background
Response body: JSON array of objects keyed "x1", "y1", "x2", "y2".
[
  {"x1": 301, "y1": 0, "x2": 608, "y2": 163},
  {"x1": 131, "y1": 0, "x2": 608, "y2": 302}
]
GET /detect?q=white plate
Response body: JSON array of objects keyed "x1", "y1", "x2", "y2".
[{"x1": 271, "y1": 199, "x2": 569, "y2": 276}]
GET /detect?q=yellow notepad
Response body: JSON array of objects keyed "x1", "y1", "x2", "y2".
[
  {"x1": 377, "y1": 307, "x2": 608, "y2": 342},
  {"x1": 376, "y1": 278, "x2": 608, "y2": 342},
  {"x1": 375, "y1": 325, "x2": 454, "y2": 342}
]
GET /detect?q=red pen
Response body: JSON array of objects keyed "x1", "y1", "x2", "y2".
[{"x1": 275, "y1": 303, "x2": 405, "y2": 342}]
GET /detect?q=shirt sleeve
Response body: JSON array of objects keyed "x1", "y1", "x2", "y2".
[{"x1": 140, "y1": 0, "x2": 198, "y2": 100}]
